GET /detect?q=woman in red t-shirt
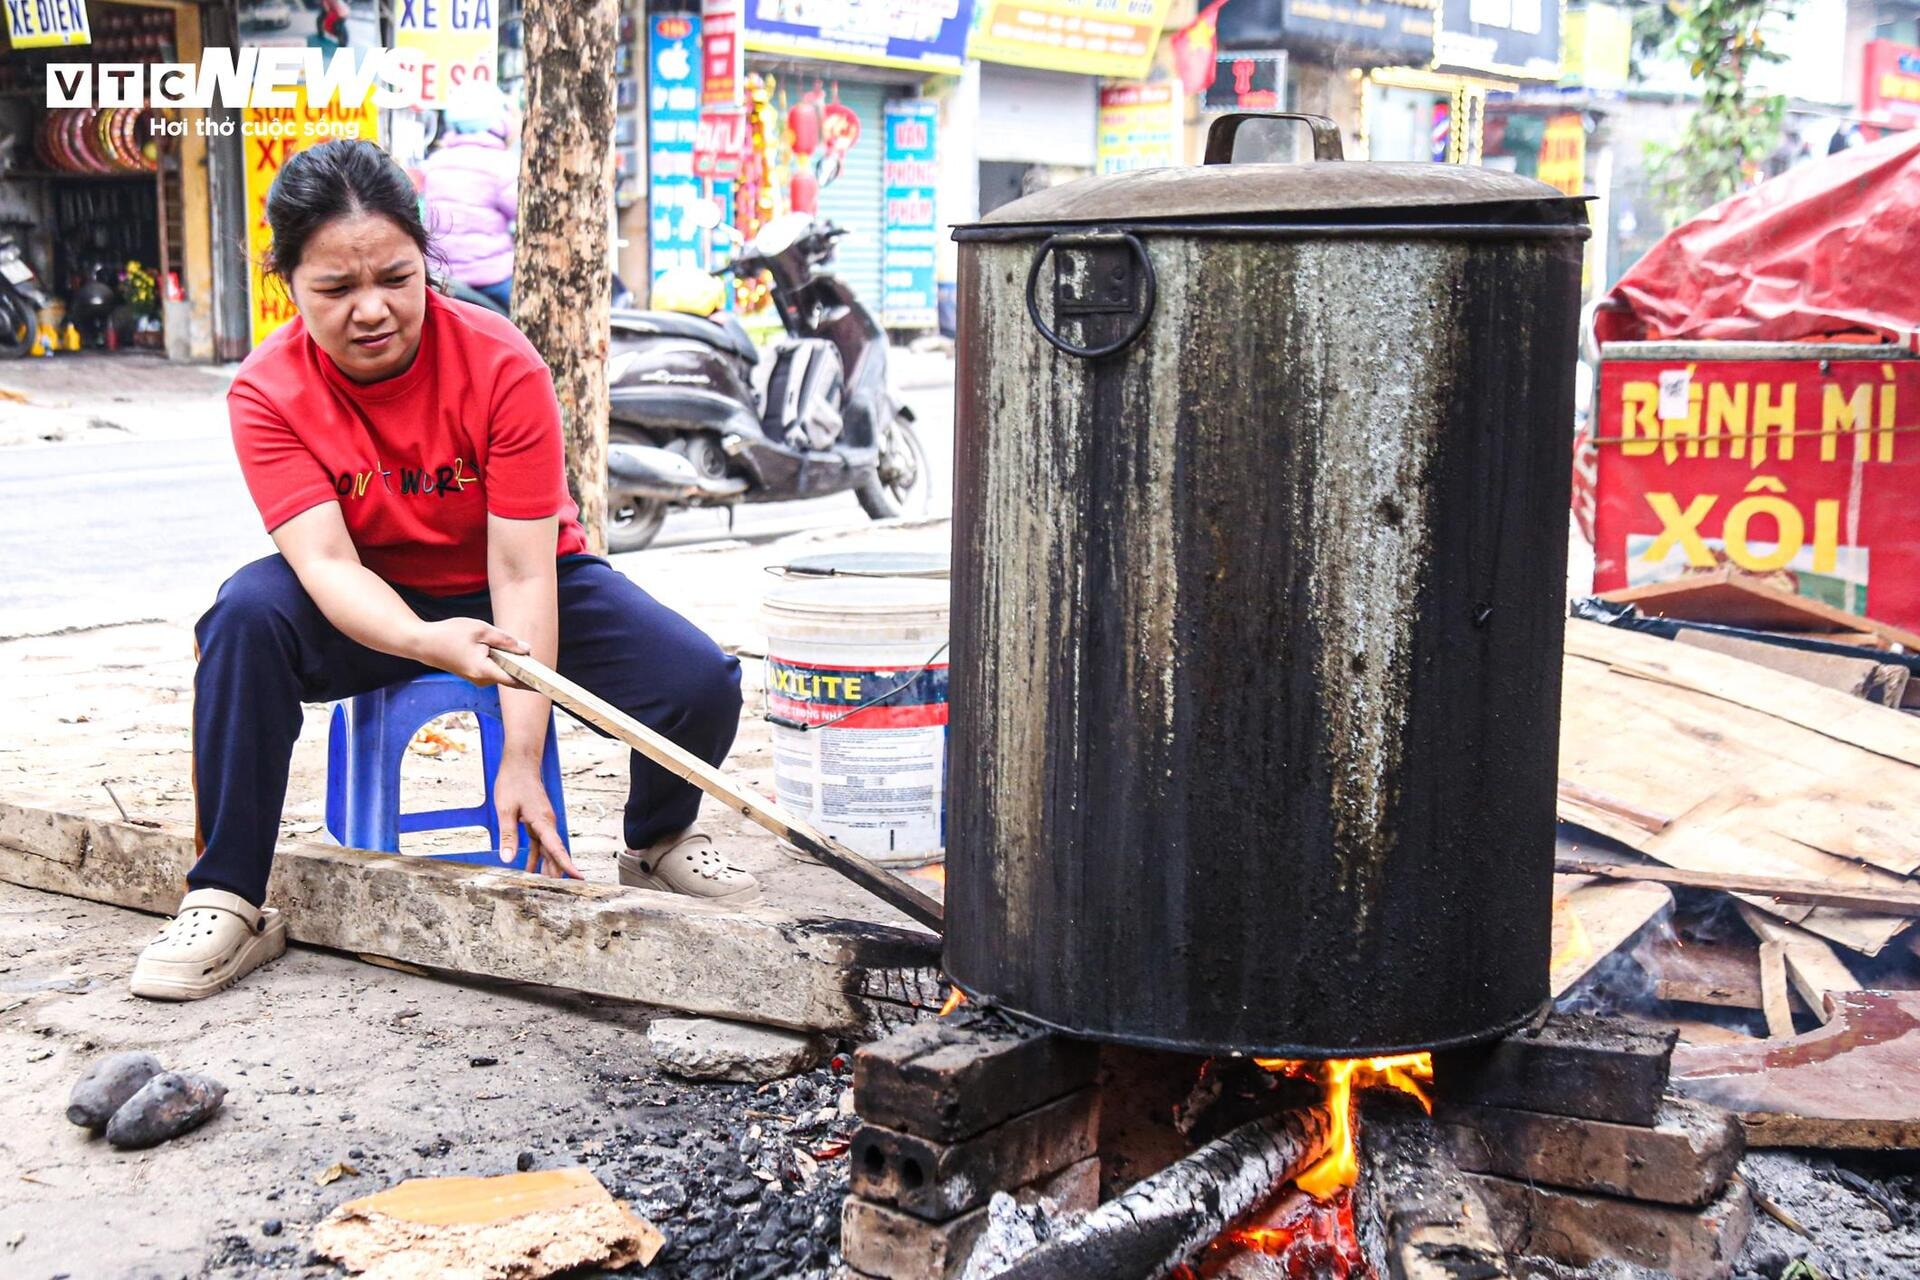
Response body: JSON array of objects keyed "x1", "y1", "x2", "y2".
[{"x1": 131, "y1": 140, "x2": 757, "y2": 1001}]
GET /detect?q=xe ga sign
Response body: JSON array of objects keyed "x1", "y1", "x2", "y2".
[
  {"x1": 5, "y1": 0, "x2": 91, "y2": 49},
  {"x1": 393, "y1": 0, "x2": 499, "y2": 109}
]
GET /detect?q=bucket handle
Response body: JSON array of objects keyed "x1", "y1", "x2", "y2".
[
  {"x1": 1025, "y1": 232, "x2": 1157, "y2": 361},
  {"x1": 1204, "y1": 113, "x2": 1344, "y2": 164}
]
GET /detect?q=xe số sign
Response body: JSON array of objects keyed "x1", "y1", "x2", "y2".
[
  {"x1": 1594, "y1": 355, "x2": 1920, "y2": 630},
  {"x1": 392, "y1": 0, "x2": 498, "y2": 108}
]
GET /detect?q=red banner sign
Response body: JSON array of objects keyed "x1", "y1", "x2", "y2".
[
  {"x1": 692, "y1": 106, "x2": 746, "y2": 180},
  {"x1": 1862, "y1": 39, "x2": 1920, "y2": 130},
  {"x1": 1594, "y1": 355, "x2": 1920, "y2": 630},
  {"x1": 700, "y1": 0, "x2": 744, "y2": 105}
]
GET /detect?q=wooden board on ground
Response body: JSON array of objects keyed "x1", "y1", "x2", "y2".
[
  {"x1": 1560, "y1": 619, "x2": 1920, "y2": 957},
  {"x1": 1672, "y1": 990, "x2": 1920, "y2": 1148},
  {"x1": 0, "y1": 802, "x2": 940, "y2": 1036},
  {"x1": 1633, "y1": 932, "x2": 1765, "y2": 1011},
  {"x1": 1736, "y1": 904, "x2": 1858, "y2": 1025},
  {"x1": 1675, "y1": 630, "x2": 1909, "y2": 707},
  {"x1": 1599, "y1": 569, "x2": 1920, "y2": 650}
]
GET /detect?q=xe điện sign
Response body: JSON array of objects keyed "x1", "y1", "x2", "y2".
[
  {"x1": 1594, "y1": 355, "x2": 1920, "y2": 629},
  {"x1": 245, "y1": 88, "x2": 379, "y2": 348},
  {"x1": 4, "y1": 0, "x2": 90, "y2": 48}
]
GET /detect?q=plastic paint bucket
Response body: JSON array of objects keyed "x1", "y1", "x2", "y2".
[{"x1": 762, "y1": 551, "x2": 950, "y2": 867}]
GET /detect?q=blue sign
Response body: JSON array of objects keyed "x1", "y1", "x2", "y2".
[
  {"x1": 744, "y1": 0, "x2": 972, "y2": 75},
  {"x1": 648, "y1": 13, "x2": 705, "y2": 281},
  {"x1": 882, "y1": 100, "x2": 939, "y2": 329}
]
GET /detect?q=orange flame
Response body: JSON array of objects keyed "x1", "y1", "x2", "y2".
[
  {"x1": 1252, "y1": 1053, "x2": 1432, "y2": 1199},
  {"x1": 906, "y1": 863, "x2": 947, "y2": 889},
  {"x1": 937, "y1": 985, "x2": 968, "y2": 1017},
  {"x1": 1549, "y1": 893, "x2": 1593, "y2": 977}
]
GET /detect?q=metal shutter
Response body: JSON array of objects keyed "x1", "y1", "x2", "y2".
[{"x1": 817, "y1": 80, "x2": 890, "y2": 308}]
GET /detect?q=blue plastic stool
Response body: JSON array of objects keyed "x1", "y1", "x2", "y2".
[{"x1": 324, "y1": 672, "x2": 570, "y2": 872}]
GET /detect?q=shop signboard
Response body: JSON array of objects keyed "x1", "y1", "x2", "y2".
[
  {"x1": 702, "y1": 0, "x2": 744, "y2": 103},
  {"x1": 1097, "y1": 82, "x2": 1180, "y2": 173},
  {"x1": 1216, "y1": 0, "x2": 1432, "y2": 67},
  {"x1": 1594, "y1": 355, "x2": 1920, "y2": 629},
  {"x1": 1560, "y1": 2, "x2": 1631, "y2": 92},
  {"x1": 392, "y1": 0, "x2": 499, "y2": 107},
  {"x1": 1862, "y1": 40, "x2": 1920, "y2": 130},
  {"x1": 649, "y1": 12, "x2": 705, "y2": 280},
  {"x1": 968, "y1": 0, "x2": 1174, "y2": 81},
  {"x1": 881, "y1": 100, "x2": 938, "y2": 328},
  {"x1": 4, "y1": 0, "x2": 90, "y2": 49},
  {"x1": 244, "y1": 87, "x2": 379, "y2": 347},
  {"x1": 1203, "y1": 51, "x2": 1284, "y2": 110},
  {"x1": 744, "y1": 0, "x2": 972, "y2": 74},
  {"x1": 1535, "y1": 112, "x2": 1583, "y2": 195},
  {"x1": 1433, "y1": 0, "x2": 1560, "y2": 82},
  {"x1": 693, "y1": 106, "x2": 746, "y2": 179}
]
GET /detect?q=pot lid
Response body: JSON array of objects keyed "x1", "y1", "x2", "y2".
[{"x1": 955, "y1": 112, "x2": 1587, "y2": 237}]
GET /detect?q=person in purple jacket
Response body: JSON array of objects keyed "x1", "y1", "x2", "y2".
[{"x1": 420, "y1": 83, "x2": 519, "y2": 312}]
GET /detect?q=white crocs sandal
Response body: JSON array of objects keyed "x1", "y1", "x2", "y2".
[
  {"x1": 618, "y1": 831, "x2": 763, "y2": 905},
  {"x1": 130, "y1": 889, "x2": 288, "y2": 1001}
]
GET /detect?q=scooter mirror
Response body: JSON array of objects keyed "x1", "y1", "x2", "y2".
[{"x1": 689, "y1": 199, "x2": 725, "y2": 230}]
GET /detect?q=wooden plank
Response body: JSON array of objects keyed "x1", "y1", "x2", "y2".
[
  {"x1": 1468, "y1": 1171, "x2": 1753, "y2": 1280},
  {"x1": 1438, "y1": 1097, "x2": 1743, "y2": 1209},
  {"x1": 1634, "y1": 932, "x2": 1765, "y2": 1011},
  {"x1": 850, "y1": 1090, "x2": 1099, "y2": 1221},
  {"x1": 1554, "y1": 855, "x2": 1920, "y2": 917},
  {"x1": 0, "y1": 802, "x2": 938, "y2": 1035},
  {"x1": 1673, "y1": 991, "x2": 1920, "y2": 1149},
  {"x1": 854, "y1": 1022, "x2": 1099, "y2": 1144},
  {"x1": 1736, "y1": 904, "x2": 1858, "y2": 1024},
  {"x1": 1434, "y1": 1014, "x2": 1677, "y2": 1128},
  {"x1": 1758, "y1": 941, "x2": 1796, "y2": 1039},
  {"x1": 490, "y1": 650, "x2": 945, "y2": 932},
  {"x1": 1675, "y1": 629, "x2": 1909, "y2": 706},
  {"x1": 1599, "y1": 568, "x2": 1920, "y2": 649},
  {"x1": 1566, "y1": 619, "x2": 1920, "y2": 770}
]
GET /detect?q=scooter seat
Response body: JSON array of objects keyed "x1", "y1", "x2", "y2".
[{"x1": 611, "y1": 308, "x2": 757, "y2": 364}]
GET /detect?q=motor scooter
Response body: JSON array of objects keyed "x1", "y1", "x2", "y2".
[
  {"x1": 602, "y1": 212, "x2": 930, "y2": 552},
  {"x1": 0, "y1": 233, "x2": 50, "y2": 359}
]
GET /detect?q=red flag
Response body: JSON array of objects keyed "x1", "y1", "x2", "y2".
[{"x1": 1171, "y1": 0, "x2": 1228, "y2": 98}]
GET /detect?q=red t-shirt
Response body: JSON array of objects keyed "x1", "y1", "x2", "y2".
[{"x1": 229, "y1": 290, "x2": 588, "y2": 596}]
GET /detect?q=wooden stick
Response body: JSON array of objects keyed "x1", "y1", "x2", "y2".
[
  {"x1": 972, "y1": 1106, "x2": 1334, "y2": 1280},
  {"x1": 1758, "y1": 942, "x2": 1796, "y2": 1039},
  {"x1": 1553, "y1": 856, "x2": 1920, "y2": 918},
  {"x1": 490, "y1": 649, "x2": 946, "y2": 932},
  {"x1": 1737, "y1": 904, "x2": 1858, "y2": 1025}
]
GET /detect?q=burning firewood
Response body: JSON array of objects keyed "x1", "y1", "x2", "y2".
[{"x1": 962, "y1": 1105, "x2": 1333, "y2": 1280}]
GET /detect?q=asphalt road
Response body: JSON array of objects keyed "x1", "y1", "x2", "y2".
[{"x1": 0, "y1": 371, "x2": 955, "y2": 639}]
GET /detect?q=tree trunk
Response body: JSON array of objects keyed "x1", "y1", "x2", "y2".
[{"x1": 514, "y1": 0, "x2": 617, "y2": 554}]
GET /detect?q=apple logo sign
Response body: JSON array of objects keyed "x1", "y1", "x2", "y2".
[{"x1": 658, "y1": 44, "x2": 692, "y2": 81}]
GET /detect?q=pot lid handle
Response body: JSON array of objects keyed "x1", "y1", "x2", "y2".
[{"x1": 1203, "y1": 113, "x2": 1344, "y2": 165}]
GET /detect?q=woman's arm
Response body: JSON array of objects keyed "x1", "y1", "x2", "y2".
[
  {"x1": 272, "y1": 503, "x2": 528, "y2": 684},
  {"x1": 485, "y1": 513, "x2": 578, "y2": 878}
]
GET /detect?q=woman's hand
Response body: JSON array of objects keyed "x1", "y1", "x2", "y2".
[
  {"x1": 495, "y1": 762, "x2": 580, "y2": 879},
  {"x1": 414, "y1": 618, "x2": 527, "y2": 686}
]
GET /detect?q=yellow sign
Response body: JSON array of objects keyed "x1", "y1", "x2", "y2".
[
  {"x1": 1537, "y1": 112, "x2": 1585, "y2": 197},
  {"x1": 1561, "y1": 3, "x2": 1631, "y2": 93},
  {"x1": 3, "y1": 0, "x2": 91, "y2": 49},
  {"x1": 393, "y1": 0, "x2": 499, "y2": 108},
  {"x1": 968, "y1": 0, "x2": 1175, "y2": 81},
  {"x1": 243, "y1": 88, "x2": 380, "y2": 348}
]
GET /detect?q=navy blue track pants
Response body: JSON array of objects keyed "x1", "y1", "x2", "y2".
[{"x1": 190, "y1": 553, "x2": 742, "y2": 905}]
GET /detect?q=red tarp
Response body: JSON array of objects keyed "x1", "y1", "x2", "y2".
[{"x1": 1595, "y1": 128, "x2": 1920, "y2": 347}]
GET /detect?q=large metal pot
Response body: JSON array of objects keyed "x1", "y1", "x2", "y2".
[{"x1": 945, "y1": 114, "x2": 1589, "y2": 1058}]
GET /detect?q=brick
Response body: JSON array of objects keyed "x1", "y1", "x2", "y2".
[
  {"x1": 1439, "y1": 1097, "x2": 1742, "y2": 1208},
  {"x1": 1435, "y1": 1014, "x2": 1677, "y2": 1126},
  {"x1": 840, "y1": 1157, "x2": 1099, "y2": 1280},
  {"x1": 850, "y1": 1088, "x2": 1099, "y2": 1220},
  {"x1": 1468, "y1": 1170, "x2": 1753, "y2": 1280},
  {"x1": 855, "y1": 1021, "x2": 1097, "y2": 1143}
]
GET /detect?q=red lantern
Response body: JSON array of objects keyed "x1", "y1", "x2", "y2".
[{"x1": 790, "y1": 171, "x2": 818, "y2": 214}]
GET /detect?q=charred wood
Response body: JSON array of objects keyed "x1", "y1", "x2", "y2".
[
  {"x1": 1355, "y1": 1094, "x2": 1510, "y2": 1280},
  {"x1": 966, "y1": 1105, "x2": 1333, "y2": 1280}
]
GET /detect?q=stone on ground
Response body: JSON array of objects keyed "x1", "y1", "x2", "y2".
[
  {"x1": 105, "y1": 1071, "x2": 227, "y2": 1149},
  {"x1": 646, "y1": 1017, "x2": 825, "y2": 1083},
  {"x1": 66, "y1": 1051, "x2": 164, "y2": 1132}
]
